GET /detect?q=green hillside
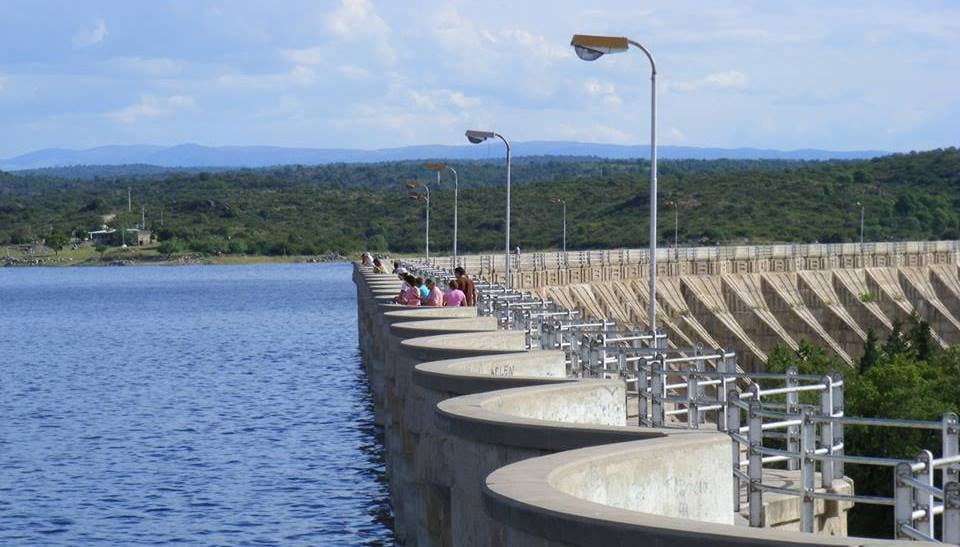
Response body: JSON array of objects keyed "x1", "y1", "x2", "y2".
[{"x1": 1, "y1": 148, "x2": 957, "y2": 256}]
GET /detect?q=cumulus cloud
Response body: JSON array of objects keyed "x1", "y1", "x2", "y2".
[
  {"x1": 109, "y1": 94, "x2": 195, "y2": 124},
  {"x1": 73, "y1": 19, "x2": 107, "y2": 49},
  {"x1": 326, "y1": 0, "x2": 396, "y2": 65},
  {"x1": 667, "y1": 71, "x2": 748, "y2": 92},
  {"x1": 584, "y1": 78, "x2": 622, "y2": 106}
]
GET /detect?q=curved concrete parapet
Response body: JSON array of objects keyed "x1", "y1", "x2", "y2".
[
  {"x1": 414, "y1": 350, "x2": 569, "y2": 395},
  {"x1": 437, "y1": 381, "x2": 702, "y2": 545},
  {"x1": 483, "y1": 440, "x2": 910, "y2": 547},
  {"x1": 401, "y1": 330, "x2": 527, "y2": 362}
]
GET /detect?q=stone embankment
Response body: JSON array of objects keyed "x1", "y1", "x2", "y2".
[{"x1": 354, "y1": 265, "x2": 915, "y2": 546}]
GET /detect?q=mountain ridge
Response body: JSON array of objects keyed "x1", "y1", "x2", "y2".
[{"x1": 0, "y1": 141, "x2": 889, "y2": 171}]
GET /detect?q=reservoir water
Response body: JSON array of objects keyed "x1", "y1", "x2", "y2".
[{"x1": 0, "y1": 263, "x2": 394, "y2": 545}]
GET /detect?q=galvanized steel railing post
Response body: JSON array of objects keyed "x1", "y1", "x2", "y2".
[
  {"x1": 945, "y1": 412, "x2": 959, "y2": 487},
  {"x1": 786, "y1": 367, "x2": 800, "y2": 471},
  {"x1": 945, "y1": 481, "x2": 960, "y2": 544},
  {"x1": 727, "y1": 390, "x2": 741, "y2": 513},
  {"x1": 638, "y1": 359, "x2": 649, "y2": 426},
  {"x1": 819, "y1": 375, "x2": 835, "y2": 488},
  {"x1": 800, "y1": 407, "x2": 816, "y2": 533},
  {"x1": 687, "y1": 346, "x2": 701, "y2": 429},
  {"x1": 748, "y1": 394, "x2": 763, "y2": 527},
  {"x1": 834, "y1": 373, "x2": 845, "y2": 479},
  {"x1": 894, "y1": 462, "x2": 913, "y2": 539},
  {"x1": 651, "y1": 355, "x2": 665, "y2": 427},
  {"x1": 916, "y1": 450, "x2": 935, "y2": 539}
]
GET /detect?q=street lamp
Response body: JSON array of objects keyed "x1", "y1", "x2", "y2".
[
  {"x1": 666, "y1": 199, "x2": 679, "y2": 258},
  {"x1": 571, "y1": 33, "x2": 659, "y2": 337},
  {"x1": 550, "y1": 197, "x2": 567, "y2": 253},
  {"x1": 856, "y1": 201, "x2": 865, "y2": 248},
  {"x1": 425, "y1": 163, "x2": 459, "y2": 268},
  {"x1": 465, "y1": 129, "x2": 512, "y2": 289},
  {"x1": 406, "y1": 180, "x2": 431, "y2": 258}
]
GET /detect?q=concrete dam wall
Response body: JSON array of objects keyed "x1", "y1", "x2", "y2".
[
  {"x1": 423, "y1": 241, "x2": 960, "y2": 371},
  {"x1": 353, "y1": 266, "x2": 917, "y2": 546}
]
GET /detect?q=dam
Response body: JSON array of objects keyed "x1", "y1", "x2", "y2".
[
  {"x1": 421, "y1": 240, "x2": 960, "y2": 371},
  {"x1": 354, "y1": 240, "x2": 960, "y2": 545}
]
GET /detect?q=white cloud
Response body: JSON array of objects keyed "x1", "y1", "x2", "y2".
[
  {"x1": 325, "y1": 0, "x2": 396, "y2": 65},
  {"x1": 73, "y1": 19, "x2": 107, "y2": 49},
  {"x1": 666, "y1": 71, "x2": 748, "y2": 93},
  {"x1": 584, "y1": 78, "x2": 622, "y2": 106},
  {"x1": 703, "y1": 71, "x2": 748, "y2": 89},
  {"x1": 108, "y1": 94, "x2": 195, "y2": 124},
  {"x1": 284, "y1": 47, "x2": 325, "y2": 66},
  {"x1": 338, "y1": 64, "x2": 372, "y2": 80},
  {"x1": 109, "y1": 57, "x2": 182, "y2": 77},
  {"x1": 217, "y1": 65, "x2": 318, "y2": 89}
]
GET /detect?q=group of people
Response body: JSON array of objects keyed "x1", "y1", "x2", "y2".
[
  {"x1": 361, "y1": 251, "x2": 477, "y2": 308},
  {"x1": 391, "y1": 264, "x2": 476, "y2": 308},
  {"x1": 361, "y1": 251, "x2": 389, "y2": 274}
]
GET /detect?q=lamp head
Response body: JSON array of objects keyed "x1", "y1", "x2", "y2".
[
  {"x1": 570, "y1": 34, "x2": 629, "y2": 61},
  {"x1": 465, "y1": 129, "x2": 495, "y2": 144}
]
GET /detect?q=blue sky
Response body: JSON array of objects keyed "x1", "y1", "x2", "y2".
[{"x1": 0, "y1": 0, "x2": 957, "y2": 157}]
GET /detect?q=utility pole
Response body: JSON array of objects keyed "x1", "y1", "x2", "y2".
[
  {"x1": 141, "y1": 206, "x2": 145, "y2": 230},
  {"x1": 128, "y1": 188, "x2": 132, "y2": 213}
]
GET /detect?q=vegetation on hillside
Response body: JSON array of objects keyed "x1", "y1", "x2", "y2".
[{"x1": 1, "y1": 148, "x2": 957, "y2": 257}]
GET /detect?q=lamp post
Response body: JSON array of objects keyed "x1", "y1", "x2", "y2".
[
  {"x1": 406, "y1": 180, "x2": 431, "y2": 258},
  {"x1": 426, "y1": 163, "x2": 459, "y2": 268},
  {"x1": 571, "y1": 33, "x2": 659, "y2": 335},
  {"x1": 465, "y1": 130, "x2": 512, "y2": 289},
  {"x1": 856, "y1": 201, "x2": 864, "y2": 247},
  {"x1": 666, "y1": 199, "x2": 679, "y2": 259},
  {"x1": 550, "y1": 197, "x2": 567, "y2": 253}
]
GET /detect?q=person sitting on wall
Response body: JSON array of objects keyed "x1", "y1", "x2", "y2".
[
  {"x1": 372, "y1": 258, "x2": 387, "y2": 274},
  {"x1": 361, "y1": 251, "x2": 373, "y2": 266},
  {"x1": 444, "y1": 279, "x2": 466, "y2": 307},
  {"x1": 416, "y1": 277, "x2": 429, "y2": 303},
  {"x1": 454, "y1": 267, "x2": 477, "y2": 306},
  {"x1": 396, "y1": 274, "x2": 420, "y2": 306},
  {"x1": 424, "y1": 279, "x2": 444, "y2": 306}
]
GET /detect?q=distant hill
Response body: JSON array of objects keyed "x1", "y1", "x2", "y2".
[{"x1": 0, "y1": 142, "x2": 888, "y2": 171}]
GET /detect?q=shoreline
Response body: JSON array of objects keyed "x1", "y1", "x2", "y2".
[{"x1": 0, "y1": 253, "x2": 352, "y2": 268}]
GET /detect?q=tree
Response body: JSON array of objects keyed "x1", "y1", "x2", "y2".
[
  {"x1": 906, "y1": 313, "x2": 935, "y2": 361},
  {"x1": 45, "y1": 233, "x2": 69, "y2": 255},
  {"x1": 95, "y1": 243, "x2": 108, "y2": 260},
  {"x1": 883, "y1": 318, "x2": 910, "y2": 357},
  {"x1": 859, "y1": 329, "x2": 880, "y2": 374}
]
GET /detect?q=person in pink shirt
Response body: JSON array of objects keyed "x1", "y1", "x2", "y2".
[
  {"x1": 424, "y1": 279, "x2": 444, "y2": 307},
  {"x1": 402, "y1": 274, "x2": 421, "y2": 306},
  {"x1": 444, "y1": 280, "x2": 466, "y2": 307}
]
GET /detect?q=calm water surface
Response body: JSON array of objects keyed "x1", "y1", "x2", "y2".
[{"x1": 0, "y1": 263, "x2": 394, "y2": 545}]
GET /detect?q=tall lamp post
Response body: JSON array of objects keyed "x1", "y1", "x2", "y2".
[
  {"x1": 465, "y1": 130, "x2": 512, "y2": 289},
  {"x1": 426, "y1": 163, "x2": 459, "y2": 268},
  {"x1": 666, "y1": 198, "x2": 679, "y2": 259},
  {"x1": 571, "y1": 33, "x2": 659, "y2": 335},
  {"x1": 856, "y1": 201, "x2": 865, "y2": 247},
  {"x1": 550, "y1": 197, "x2": 567, "y2": 253},
  {"x1": 406, "y1": 180, "x2": 431, "y2": 258}
]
